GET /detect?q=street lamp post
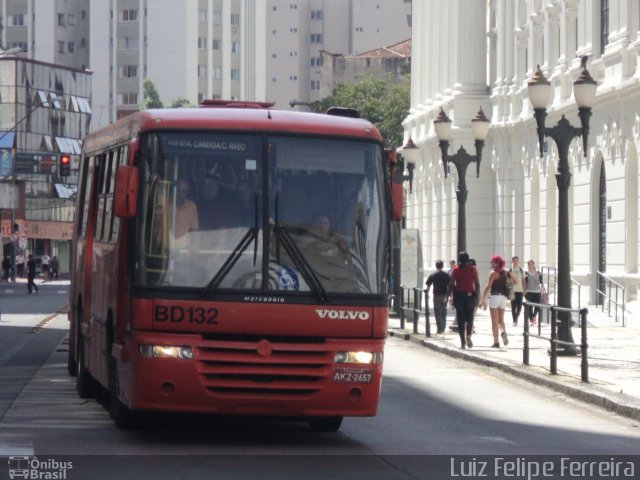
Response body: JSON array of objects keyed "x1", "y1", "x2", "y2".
[
  {"x1": 389, "y1": 138, "x2": 418, "y2": 315},
  {"x1": 434, "y1": 107, "x2": 490, "y2": 253},
  {"x1": 527, "y1": 57, "x2": 597, "y2": 354}
]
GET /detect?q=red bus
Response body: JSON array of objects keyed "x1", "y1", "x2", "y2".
[{"x1": 68, "y1": 101, "x2": 392, "y2": 431}]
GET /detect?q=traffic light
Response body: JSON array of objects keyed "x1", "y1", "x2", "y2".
[{"x1": 60, "y1": 155, "x2": 71, "y2": 176}]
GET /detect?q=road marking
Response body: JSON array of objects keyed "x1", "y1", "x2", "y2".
[{"x1": 0, "y1": 436, "x2": 34, "y2": 456}]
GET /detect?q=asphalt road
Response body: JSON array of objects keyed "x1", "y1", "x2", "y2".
[{"x1": 1, "y1": 281, "x2": 638, "y2": 479}]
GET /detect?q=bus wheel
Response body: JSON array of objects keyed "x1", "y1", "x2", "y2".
[
  {"x1": 67, "y1": 344, "x2": 77, "y2": 377},
  {"x1": 308, "y1": 416, "x2": 343, "y2": 432},
  {"x1": 76, "y1": 330, "x2": 99, "y2": 399},
  {"x1": 108, "y1": 357, "x2": 138, "y2": 429}
]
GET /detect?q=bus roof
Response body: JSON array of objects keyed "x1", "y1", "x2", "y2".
[{"x1": 83, "y1": 107, "x2": 383, "y2": 154}]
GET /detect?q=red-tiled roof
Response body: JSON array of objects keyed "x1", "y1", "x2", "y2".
[{"x1": 345, "y1": 39, "x2": 411, "y2": 59}]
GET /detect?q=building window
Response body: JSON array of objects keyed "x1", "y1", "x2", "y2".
[
  {"x1": 10, "y1": 14, "x2": 25, "y2": 26},
  {"x1": 310, "y1": 57, "x2": 322, "y2": 67},
  {"x1": 80, "y1": 38, "x2": 87, "y2": 48},
  {"x1": 198, "y1": 65, "x2": 207, "y2": 78},
  {"x1": 600, "y1": 0, "x2": 609, "y2": 54},
  {"x1": 118, "y1": 37, "x2": 139, "y2": 50},
  {"x1": 231, "y1": 14, "x2": 240, "y2": 26},
  {"x1": 119, "y1": 65, "x2": 138, "y2": 78},
  {"x1": 119, "y1": 93, "x2": 138, "y2": 105},
  {"x1": 198, "y1": 9, "x2": 207, "y2": 22},
  {"x1": 9, "y1": 41, "x2": 27, "y2": 52},
  {"x1": 68, "y1": 42, "x2": 75, "y2": 53},
  {"x1": 212, "y1": 39, "x2": 220, "y2": 50},
  {"x1": 68, "y1": 14, "x2": 76, "y2": 25},
  {"x1": 231, "y1": 69, "x2": 240, "y2": 80},
  {"x1": 58, "y1": 13, "x2": 65, "y2": 26},
  {"x1": 310, "y1": 34, "x2": 322, "y2": 43},
  {"x1": 213, "y1": 67, "x2": 222, "y2": 79},
  {"x1": 121, "y1": 9, "x2": 138, "y2": 21},
  {"x1": 212, "y1": 12, "x2": 222, "y2": 24},
  {"x1": 231, "y1": 41, "x2": 240, "y2": 53},
  {"x1": 198, "y1": 37, "x2": 207, "y2": 49},
  {"x1": 289, "y1": 27, "x2": 298, "y2": 33},
  {"x1": 311, "y1": 80, "x2": 320, "y2": 90},
  {"x1": 311, "y1": 10, "x2": 323, "y2": 20},
  {"x1": 58, "y1": 41, "x2": 65, "y2": 54}
]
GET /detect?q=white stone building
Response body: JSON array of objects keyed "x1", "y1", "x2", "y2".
[{"x1": 403, "y1": 0, "x2": 640, "y2": 303}]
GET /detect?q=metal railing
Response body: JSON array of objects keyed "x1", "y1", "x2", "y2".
[
  {"x1": 596, "y1": 271, "x2": 626, "y2": 326},
  {"x1": 399, "y1": 286, "x2": 431, "y2": 336},
  {"x1": 523, "y1": 301, "x2": 590, "y2": 382}
]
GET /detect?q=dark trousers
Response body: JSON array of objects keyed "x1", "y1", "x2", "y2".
[
  {"x1": 27, "y1": 275, "x2": 38, "y2": 293},
  {"x1": 511, "y1": 292, "x2": 524, "y2": 324},
  {"x1": 525, "y1": 291, "x2": 541, "y2": 321},
  {"x1": 432, "y1": 294, "x2": 448, "y2": 333},
  {"x1": 453, "y1": 291, "x2": 476, "y2": 345}
]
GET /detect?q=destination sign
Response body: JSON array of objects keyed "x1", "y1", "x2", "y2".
[{"x1": 162, "y1": 134, "x2": 259, "y2": 156}]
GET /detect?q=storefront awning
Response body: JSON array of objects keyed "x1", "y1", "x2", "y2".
[
  {"x1": 55, "y1": 183, "x2": 77, "y2": 199},
  {"x1": 0, "y1": 131, "x2": 15, "y2": 149}
]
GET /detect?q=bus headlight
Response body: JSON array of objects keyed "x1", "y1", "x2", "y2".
[
  {"x1": 334, "y1": 351, "x2": 383, "y2": 364},
  {"x1": 139, "y1": 345, "x2": 193, "y2": 359}
]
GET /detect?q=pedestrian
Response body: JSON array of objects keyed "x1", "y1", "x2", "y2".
[
  {"x1": 50, "y1": 256, "x2": 60, "y2": 280},
  {"x1": 425, "y1": 260, "x2": 451, "y2": 334},
  {"x1": 524, "y1": 259, "x2": 545, "y2": 326},
  {"x1": 469, "y1": 258, "x2": 480, "y2": 320},
  {"x1": 27, "y1": 254, "x2": 38, "y2": 294},
  {"x1": 41, "y1": 252, "x2": 51, "y2": 277},
  {"x1": 2, "y1": 255, "x2": 11, "y2": 281},
  {"x1": 15, "y1": 252, "x2": 25, "y2": 278},
  {"x1": 446, "y1": 252, "x2": 481, "y2": 349},
  {"x1": 509, "y1": 256, "x2": 526, "y2": 326},
  {"x1": 480, "y1": 255, "x2": 511, "y2": 348},
  {"x1": 447, "y1": 260, "x2": 456, "y2": 275}
]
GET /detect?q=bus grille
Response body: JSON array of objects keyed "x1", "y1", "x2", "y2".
[{"x1": 196, "y1": 339, "x2": 332, "y2": 397}]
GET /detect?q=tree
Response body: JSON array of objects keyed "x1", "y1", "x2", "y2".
[
  {"x1": 316, "y1": 73, "x2": 410, "y2": 148},
  {"x1": 140, "y1": 79, "x2": 163, "y2": 109},
  {"x1": 168, "y1": 97, "x2": 194, "y2": 108}
]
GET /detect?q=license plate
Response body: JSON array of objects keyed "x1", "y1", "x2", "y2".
[{"x1": 331, "y1": 368, "x2": 373, "y2": 383}]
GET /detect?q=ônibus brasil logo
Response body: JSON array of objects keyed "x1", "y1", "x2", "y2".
[{"x1": 8, "y1": 456, "x2": 72, "y2": 479}]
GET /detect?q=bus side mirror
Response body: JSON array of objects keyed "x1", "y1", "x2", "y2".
[
  {"x1": 114, "y1": 165, "x2": 139, "y2": 218},
  {"x1": 387, "y1": 150, "x2": 403, "y2": 221}
]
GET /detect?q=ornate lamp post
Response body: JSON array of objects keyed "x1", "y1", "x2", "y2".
[
  {"x1": 527, "y1": 57, "x2": 597, "y2": 354},
  {"x1": 434, "y1": 107, "x2": 490, "y2": 253},
  {"x1": 399, "y1": 137, "x2": 418, "y2": 195},
  {"x1": 389, "y1": 138, "x2": 419, "y2": 315}
]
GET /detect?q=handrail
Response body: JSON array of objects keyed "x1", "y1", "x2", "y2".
[
  {"x1": 523, "y1": 301, "x2": 590, "y2": 382},
  {"x1": 595, "y1": 271, "x2": 626, "y2": 326},
  {"x1": 540, "y1": 265, "x2": 582, "y2": 310},
  {"x1": 399, "y1": 285, "x2": 431, "y2": 336}
]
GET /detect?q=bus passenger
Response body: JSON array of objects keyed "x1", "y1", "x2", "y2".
[
  {"x1": 233, "y1": 178, "x2": 256, "y2": 226},
  {"x1": 197, "y1": 176, "x2": 236, "y2": 230},
  {"x1": 172, "y1": 178, "x2": 199, "y2": 243}
]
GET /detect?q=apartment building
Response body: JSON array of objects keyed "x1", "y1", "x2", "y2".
[
  {"x1": 1, "y1": 0, "x2": 90, "y2": 70},
  {"x1": 86, "y1": 0, "x2": 412, "y2": 127}
]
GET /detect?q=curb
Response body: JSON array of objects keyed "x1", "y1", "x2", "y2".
[{"x1": 388, "y1": 329, "x2": 640, "y2": 421}]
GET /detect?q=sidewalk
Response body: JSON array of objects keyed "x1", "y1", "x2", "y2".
[{"x1": 388, "y1": 304, "x2": 640, "y2": 421}]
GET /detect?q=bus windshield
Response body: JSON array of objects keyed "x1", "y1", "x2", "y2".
[{"x1": 134, "y1": 132, "x2": 388, "y2": 295}]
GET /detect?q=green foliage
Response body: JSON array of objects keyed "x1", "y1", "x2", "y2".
[
  {"x1": 140, "y1": 79, "x2": 163, "y2": 109},
  {"x1": 316, "y1": 73, "x2": 410, "y2": 148},
  {"x1": 168, "y1": 97, "x2": 195, "y2": 108}
]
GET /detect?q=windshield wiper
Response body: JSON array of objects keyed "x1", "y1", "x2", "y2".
[
  {"x1": 202, "y1": 228, "x2": 258, "y2": 296},
  {"x1": 202, "y1": 194, "x2": 260, "y2": 296},
  {"x1": 274, "y1": 195, "x2": 328, "y2": 303}
]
